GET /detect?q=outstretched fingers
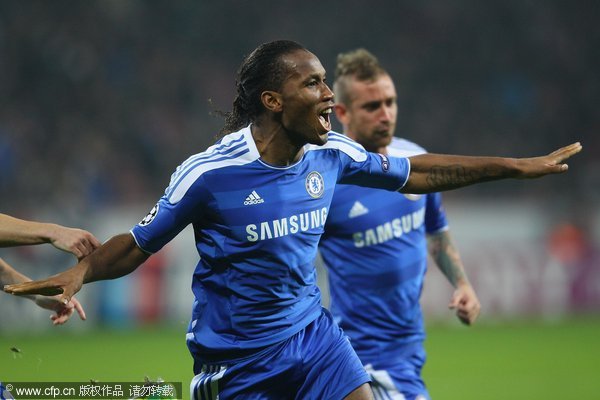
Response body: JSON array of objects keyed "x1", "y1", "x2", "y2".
[
  {"x1": 549, "y1": 142, "x2": 582, "y2": 165},
  {"x1": 4, "y1": 279, "x2": 66, "y2": 297},
  {"x1": 520, "y1": 141, "x2": 583, "y2": 177}
]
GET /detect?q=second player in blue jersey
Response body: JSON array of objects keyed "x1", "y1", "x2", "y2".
[{"x1": 319, "y1": 49, "x2": 482, "y2": 400}]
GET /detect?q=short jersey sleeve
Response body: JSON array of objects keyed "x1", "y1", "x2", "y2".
[
  {"x1": 130, "y1": 175, "x2": 210, "y2": 254},
  {"x1": 338, "y1": 151, "x2": 411, "y2": 192}
]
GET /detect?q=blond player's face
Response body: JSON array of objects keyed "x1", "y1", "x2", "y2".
[{"x1": 338, "y1": 74, "x2": 398, "y2": 153}]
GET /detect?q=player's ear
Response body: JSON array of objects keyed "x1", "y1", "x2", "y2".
[
  {"x1": 261, "y1": 91, "x2": 283, "y2": 113},
  {"x1": 334, "y1": 103, "x2": 349, "y2": 125}
]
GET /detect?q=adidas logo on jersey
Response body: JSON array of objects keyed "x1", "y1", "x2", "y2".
[
  {"x1": 348, "y1": 201, "x2": 369, "y2": 218},
  {"x1": 244, "y1": 190, "x2": 265, "y2": 205}
]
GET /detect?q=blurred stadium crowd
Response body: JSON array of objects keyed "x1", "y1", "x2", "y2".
[
  {"x1": 0, "y1": 1, "x2": 598, "y2": 329},
  {"x1": 0, "y1": 1, "x2": 597, "y2": 219}
]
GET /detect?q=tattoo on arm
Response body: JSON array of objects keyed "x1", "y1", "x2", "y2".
[
  {"x1": 425, "y1": 165, "x2": 492, "y2": 190},
  {"x1": 428, "y1": 231, "x2": 467, "y2": 287}
]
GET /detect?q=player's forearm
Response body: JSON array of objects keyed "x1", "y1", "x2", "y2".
[
  {"x1": 427, "y1": 230, "x2": 469, "y2": 288},
  {"x1": 0, "y1": 214, "x2": 57, "y2": 247},
  {"x1": 403, "y1": 142, "x2": 581, "y2": 193},
  {"x1": 78, "y1": 233, "x2": 148, "y2": 284},
  {"x1": 402, "y1": 154, "x2": 518, "y2": 194}
]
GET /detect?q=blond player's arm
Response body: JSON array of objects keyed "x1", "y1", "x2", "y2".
[{"x1": 427, "y1": 230, "x2": 480, "y2": 325}]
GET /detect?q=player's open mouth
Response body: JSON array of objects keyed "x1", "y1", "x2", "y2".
[{"x1": 318, "y1": 107, "x2": 332, "y2": 131}]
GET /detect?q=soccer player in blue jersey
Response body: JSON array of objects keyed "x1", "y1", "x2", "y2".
[
  {"x1": 4, "y1": 40, "x2": 581, "y2": 400},
  {"x1": 319, "y1": 48, "x2": 480, "y2": 400},
  {"x1": 0, "y1": 213, "x2": 100, "y2": 324}
]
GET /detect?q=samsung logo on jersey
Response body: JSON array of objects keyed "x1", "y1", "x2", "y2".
[
  {"x1": 246, "y1": 207, "x2": 328, "y2": 242},
  {"x1": 353, "y1": 207, "x2": 425, "y2": 248}
]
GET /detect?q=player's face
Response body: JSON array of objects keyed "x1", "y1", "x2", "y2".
[
  {"x1": 336, "y1": 74, "x2": 397, "y2": 153},
  {"x1": 278, "y1": 50, "x2": 334, "y2": 146}
]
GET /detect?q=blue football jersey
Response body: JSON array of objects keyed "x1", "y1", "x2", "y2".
[
  {"x1": 319, "y1": 137, "x2": 448, "y2": 363},
  {"x1": 130, "y1": 126, "x2": 410, "y2": 361}
]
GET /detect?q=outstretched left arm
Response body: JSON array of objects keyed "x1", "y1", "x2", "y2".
[{"x1": 402, "y1": 142, "x2": 581, "y2": 193}]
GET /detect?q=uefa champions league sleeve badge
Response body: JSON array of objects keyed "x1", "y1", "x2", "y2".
[{"x1": 139, "y1": 204, "x2": 159, "y2": 226}]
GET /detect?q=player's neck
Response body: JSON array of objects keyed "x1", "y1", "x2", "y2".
[{"x1": 251, "y1": 123, "x2": 304, "y2": 167}]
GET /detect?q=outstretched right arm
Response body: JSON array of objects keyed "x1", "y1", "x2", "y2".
[
  {"x1": 4, "y1": 154, "x2": 209, "y2": 302},
  {"x1": 4, "y1": 233, "x2": 148, "y2": 304},
  {"x1": 1, "y1": 257, "x2": 87, "y2": 325}
]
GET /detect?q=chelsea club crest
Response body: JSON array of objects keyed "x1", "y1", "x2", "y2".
[{"x1": 305, "y1": 171, "x2": 324, "y2": 199}]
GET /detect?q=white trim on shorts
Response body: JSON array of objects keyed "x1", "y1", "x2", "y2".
[
  {"x1": 190, "y1": 364, "x2": 227, "y2": 400},
  {"x1": 365, "y1": 364, "x2": 406, "y2": 400}
]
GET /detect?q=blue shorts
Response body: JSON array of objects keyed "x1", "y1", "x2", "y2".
[
  {"x1": 190, "y1": 308, "x2": 370, "y2": 400},
  {"x1": 365, "y1": 343, "x2": 430, "y2": 400}
]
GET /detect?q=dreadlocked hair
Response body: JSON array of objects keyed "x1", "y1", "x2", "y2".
[{"x1": 220, "y1": 40, "x2": 307, "y2": 136}]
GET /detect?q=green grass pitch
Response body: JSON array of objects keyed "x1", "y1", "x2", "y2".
[
  {"x1": 424, "y1": 317, "x2": 600, "y2": 399},
  {"x1": 2, "y1": 317, "x2": 599, "y2": 399}
]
